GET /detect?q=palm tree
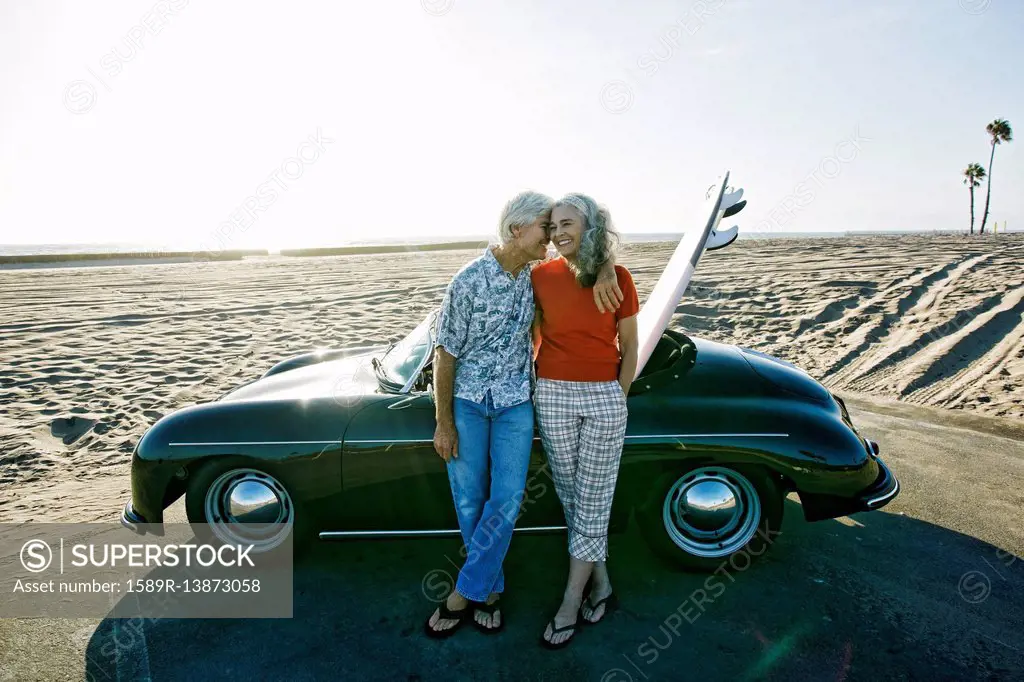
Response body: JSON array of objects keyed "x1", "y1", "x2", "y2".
[
  {"x1": 979, "y1": 119, "x2": 1013, "y2": 234},
  {"x1": 962, "y1": 163, "x2": 986, "y2": 234}
]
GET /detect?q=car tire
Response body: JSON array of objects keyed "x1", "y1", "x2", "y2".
[
  {"x1": 637, "y1": 464, "x2": 783, "y2": 572},
  {"x1": 185, "y1": 456, "x2": 311, "y2": 559}
]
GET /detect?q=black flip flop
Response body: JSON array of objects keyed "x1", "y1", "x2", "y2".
[
  {"x1": 472, "y1": 599, "x2": 505, "y2": 634},
  {"x1": 539, "y1": 618, "x2": 578, "y2": 650},
  {"x1": 424, "y1": 601, "x2": 471, "y2": 639},
  {"x1": 580, "y1": 592, "x2": 617, "y2": 625}
]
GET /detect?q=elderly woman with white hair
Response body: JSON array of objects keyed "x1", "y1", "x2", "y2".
[
  {"x1": 425, "y1": 191, "x2": 623, "y2": 639},
  {"x1": 531, "y1": 193, "x2": 639, "y2": 649}
]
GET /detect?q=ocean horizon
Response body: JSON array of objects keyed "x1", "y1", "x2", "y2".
[{"x1": 0, "y1": 228, "x2": 1000, "y2": 259}]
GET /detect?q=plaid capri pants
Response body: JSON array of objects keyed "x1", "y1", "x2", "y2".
[{"x1": 535, "y1": 378, "x2": 628, "y2": 562}]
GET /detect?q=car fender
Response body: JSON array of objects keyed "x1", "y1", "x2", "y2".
[{"x1": 130, "y1": 395, "x2": 390, "y2": 523}]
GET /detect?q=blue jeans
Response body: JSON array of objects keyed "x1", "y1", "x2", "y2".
[{"x1": 447, "y1": 392, "x2": 534, "y2": 602}]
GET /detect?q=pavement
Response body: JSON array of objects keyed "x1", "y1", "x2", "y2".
[{"x1": 1, "y1": 395, "x2": 1022, "y2": 681}]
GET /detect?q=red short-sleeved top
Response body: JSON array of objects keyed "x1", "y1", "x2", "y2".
[{"x1": 532, "y1": 259, "x2": 640, "y2": 382}]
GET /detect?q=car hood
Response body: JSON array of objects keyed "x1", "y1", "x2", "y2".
[{"x1": 220, "y1": 350, "x2": 382, "y2": 403}]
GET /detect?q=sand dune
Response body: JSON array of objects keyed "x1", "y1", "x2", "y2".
[
  {"x1": 0, "y1": 235, "x2": 1021, "y2": 523},
  {"x1": 667, "y1": 234, "x2": 1024, "y2": 416}
]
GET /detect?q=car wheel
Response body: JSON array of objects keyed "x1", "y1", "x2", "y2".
[
  {"x1": 185, "y1": 457, "x2": 310, "y2": 557},
  {"x1": 638, "y1": 465, "x2": 783, "y2": 572}
]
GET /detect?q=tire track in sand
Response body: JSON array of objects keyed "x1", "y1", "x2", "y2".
[{"x1": 826, "y1": 253, "x2": 995, "y2": 386}]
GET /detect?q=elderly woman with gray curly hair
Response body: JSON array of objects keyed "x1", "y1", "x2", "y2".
[{"x1": 531, "y1": 193, "x2": 640, "y2": 649}]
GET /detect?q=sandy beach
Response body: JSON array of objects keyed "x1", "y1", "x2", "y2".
[
  {"x1": 1, "y1": 234, "x2": 1022, "y2": 524},
  {"x1": 2, "y1": 234, "x2": 1024, "y2": 681}
]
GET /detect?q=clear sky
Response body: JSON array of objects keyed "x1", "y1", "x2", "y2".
[{"x1": 1, "y1": 0, "x2": 1021, "y2": 251}]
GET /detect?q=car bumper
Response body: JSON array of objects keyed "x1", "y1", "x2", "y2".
[
  {"x1": 858, "y1": 445, "x2": 900, "y2": 511},
  {"x1": 120, "y1": 499, "x2": 164, "y2": 536},
  {"x1": 799, "y1": 439, "x2": 901, "y2": 521}
]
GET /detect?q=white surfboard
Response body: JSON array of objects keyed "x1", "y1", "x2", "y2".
[{"x1": 634, "y1": 172, "x2": 736, "y2": 379}]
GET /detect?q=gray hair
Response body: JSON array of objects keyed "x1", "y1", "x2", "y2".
[
  {"x1": 498, "y1": 191, "x2": 554, "y2": 244},
  {"x1": 554, "y1": 193, "x2": 620, "y2": 287}
]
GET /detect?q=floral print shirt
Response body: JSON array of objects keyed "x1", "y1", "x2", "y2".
[{"x1": 435, "y1": 248, "x2": 535, "y2": 409}]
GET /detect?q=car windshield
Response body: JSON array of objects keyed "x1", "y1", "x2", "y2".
[{"x1": 377, "y1": 312, "x2": 435, "y2": 389}]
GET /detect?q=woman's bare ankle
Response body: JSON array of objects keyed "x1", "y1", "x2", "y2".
[{"x1": 590, "y1": 563, "x2": 612, "y2": 595}]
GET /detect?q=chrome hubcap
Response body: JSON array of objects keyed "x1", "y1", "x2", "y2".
[
  {"x1": 205, "y1": 468, "x2": 294, "y2": 551},
  {"x1": 662, "y1": 467, "x2": 760, "y2": 558}
]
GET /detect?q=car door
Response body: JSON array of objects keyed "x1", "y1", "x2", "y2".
[
  {"x1": 339, "y1": 392, "x2": 455, "y2": 532},
  {"x1": 339, "y1": 391, "x2": 567, "y2": 534}
]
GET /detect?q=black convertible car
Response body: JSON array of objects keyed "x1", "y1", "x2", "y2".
[{"x1": 122, "y1": 307, "x2": 900, "y2": 570}]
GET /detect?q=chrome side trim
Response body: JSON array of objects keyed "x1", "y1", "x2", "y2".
[
  {"x1": 343, "y1": 439, "x2": 438, "y2": 444},
  {"x1": 171, "y1": 433, "x2": 789, "y2": 448},
  {"x1": 321, "y1": 529, "x2": 462, "y2": 538},
  {"x1": 625, "y1": 433, "x2": 789, "y2": 439},
  {"x1": 169, "y1": 440, "x2": 342, "y2": 447},
  {"x1": 508, "y1": 525, "x2": 568, "y2": 534},
  {"x1": 318, "y1": 525, "x2": 567, "y2": 540},
  {"x1": 344, "y1": 437, "x2": 538, "y2": 445},
  {"x1": 345, "y1": 433, "x2": 788, "y2": 445}
]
